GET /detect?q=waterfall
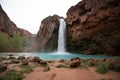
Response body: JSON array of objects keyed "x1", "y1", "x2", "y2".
[{"x1": 57, "y1": 18, "x2": 66, "y2": 52}]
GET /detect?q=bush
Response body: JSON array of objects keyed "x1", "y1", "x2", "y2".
[
  {"x1": 0, "y1": 32, "x2": 9, "y2": 52},
  {"x1": 19, "y1": 65, "x2": 33, "y2": 73},
  {"x1": 0, "y1": 32, "x2": 26, "y2": 52},
  {"x1": 110, "y1": 57, "x2": 120, "y2": 72},
  {"x1": 0, "y1": 70, "x2": 24, "y2": 80},
  {"x1": 0, "y1": 68, "x2": 6, "y2": 73},
  {"x1": 9, "y1": 33, "x2": 25, "y2": 52},
  {"x1": 96, "y1": 61, "x2": 108, "y2": 74}
]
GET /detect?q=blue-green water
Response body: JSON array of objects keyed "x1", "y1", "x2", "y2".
[{"x1": 0, "y1": 52, "x2": 113, "y2": 60}]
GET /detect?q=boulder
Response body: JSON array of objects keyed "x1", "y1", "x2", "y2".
[
  {"x1": 70, "y1": 60, "x2": 80, "y2": 68},
  {"x1": 69, "y1": 58, "x2": 80, "y2": 68}
]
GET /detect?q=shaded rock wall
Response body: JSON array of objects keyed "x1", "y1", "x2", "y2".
[
  {"x1": 66, "y1": 0, "x2": 120, "y2": 55},
  {"x1": 37, "y1": 15, "x2": 60, "y2": 52},
  {"x1": 0, "y1": 5, "x2": 32, "y2": 38}
]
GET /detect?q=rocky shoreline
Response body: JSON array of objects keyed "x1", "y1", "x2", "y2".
[{"x1": 0, "y1": 55, "x2": 120, "y2": 80}]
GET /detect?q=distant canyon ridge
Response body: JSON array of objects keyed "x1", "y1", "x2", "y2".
[{"x1": 0, "y1": 0, "x2": 120, "y2": 56}]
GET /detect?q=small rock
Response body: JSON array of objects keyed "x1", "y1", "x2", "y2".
[
  {"x1": 18, "y1": 56, "x2": 25, "y2": 60},
  {"x1": 32, "y1": 56, "x2": 41, "y2": 63},
  {"x1": 40, "y1": 60, "x2": 47, "y2": 65},
  {"x1": 0, "y1": 57, "x2": 7, "y2": 60},
  {"x1": 47, "y1": 60, "x2": 53, "y2": 63},
  {"x1": 21, "y1": 59, "x2": 29, "y2": 65},
  {"x1": 59, "y1": 59, "x2": 65, "y2": 63},
  {"x1": 70, "y1": 57, "x2": 80, "y2": 61},
  {"x1": 43, "y1": 66, "x2": 50, "y2": 72},
  {"x1": 0, "y1": 63, "x2": 7, "y2": 70},
  {"x1": 7, "y1": 54, "x2": 13, "y2": 56},
  {"x1": 9, "y1": 56, "x2": 16, "y2": 59},
  {"x1": 12, "y1": 59, "x2": 20, "y2": 63}
]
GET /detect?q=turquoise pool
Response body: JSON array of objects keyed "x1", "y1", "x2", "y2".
[{"x1": 0, "y1": 52, "x2": 113, "y2": 60}]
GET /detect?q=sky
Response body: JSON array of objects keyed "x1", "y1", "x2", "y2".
[{"x1": 0, "y1": 0, "x2": 80, "y2": 34}]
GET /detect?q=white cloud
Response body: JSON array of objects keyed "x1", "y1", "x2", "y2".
[{"x1": 0, "y1": 0, "x2": 81, "y2": 33}]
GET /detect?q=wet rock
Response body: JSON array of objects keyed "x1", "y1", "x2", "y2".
[
  {"x1": 32, "y1": 56, "x2": 41, "y2": 63},
  {"x1": 70, "y1": 57, "x2": 80, "y2": 61}
]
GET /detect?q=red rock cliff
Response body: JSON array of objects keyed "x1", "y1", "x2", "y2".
[
  {"x1": 0, "y1": 5, "x2": 32, "y2": 38},
  {"x1": 37, "y1": 15, "x2": 60, "y2": 51},
  {"x1": 66, "y1": 0, "x2": 120, "y2": 55}
]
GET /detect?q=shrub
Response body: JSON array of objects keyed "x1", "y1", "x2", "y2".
[
  {"x1": 19, "y1": 65, "x2": 33, "y2": 73},
  {"x1": 110, "y1": 57, "x2": 120, "y2": 72},
  {"x1": 0, "y1": 32, "x2": 27, "y2": 52},
  {"x1": 96, "y1": 61, "x2": 108, "y2": 74},
  {"x1": 9, "y1": 33, "x2": 25, "y2": 52},
  {"x1": 0, "y1": 70, "x2": 24, "y2": 80},
  {"x1": 0, "y1": 32, "x2": 9, "y2": 52},
  {"x1": 0, "y1": 68, "x2": 6, "y2": 73}
]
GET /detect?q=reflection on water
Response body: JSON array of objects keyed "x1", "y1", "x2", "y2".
[{"x1": 0, "y1": 52, "x2": 113, "y2": 60}]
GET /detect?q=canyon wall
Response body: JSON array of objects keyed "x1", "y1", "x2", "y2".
[
  {"x1": 0, "y1": 5, "x2": 32, "y2": 38},
  {"x1": 37, "y1": 15, "x2": 60, "y2": 52},
  {"x1": 0, "y1": 5, "x2": 32, "y2": 52},
  {"x1": 66, "y1": 0, "x2": 120, "y2": 55}
]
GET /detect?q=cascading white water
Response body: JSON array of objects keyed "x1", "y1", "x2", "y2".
[{"x1": 57, "y1": 18, "x2": 66, "y2": 52}]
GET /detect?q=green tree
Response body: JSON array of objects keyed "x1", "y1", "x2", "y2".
[
  {"x1": 9, "y1": 33, "x2": 25, "y2": 52},
  {"x1": 0, "y1": 32, "x2": 9, "y2": 52},
  {"x1": 0, "y1": 32, "x2": 27, "y2": 52}
]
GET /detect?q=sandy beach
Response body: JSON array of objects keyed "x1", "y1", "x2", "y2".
[{"x1": 23, "y1": 61, "x2": 120, "y2": 80}]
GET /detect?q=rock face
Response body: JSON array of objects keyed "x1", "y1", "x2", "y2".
[
  {"x1": 37, "y1": 15, "x2": 60, "y2": 51},
  {"x1": 66, "y1": 0, "x2": 120, "y2": 55},
  {"x1": 0, "y1": 5, "x2": 32, "y2": 38}
]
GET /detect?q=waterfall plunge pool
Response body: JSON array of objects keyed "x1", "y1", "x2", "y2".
[{"x1": 0, "y1": 52, "x2": 113, "y2": 60}]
